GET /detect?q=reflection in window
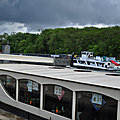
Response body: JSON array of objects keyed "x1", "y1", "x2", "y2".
[
  {"x1": 76, "y1": 91, "x2": 117, "y2": 120},
  {"x1": 43, "y1": 85, "x2": 72, "y2": 118},
  {"x1": 19, "y1": 79, "x2": 40, "y2": 108},
  {"x1": 0, "y1": 75, "x2": 16, "y2": 99}
]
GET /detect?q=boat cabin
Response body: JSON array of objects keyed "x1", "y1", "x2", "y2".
[{"x1": 81, "y1": 51, "x2": 93, "y2": 59}]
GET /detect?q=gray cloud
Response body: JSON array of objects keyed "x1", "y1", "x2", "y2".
[
  {"x1": 0, "y1": 0, "x2": 19, "y2": 6},
  {"x1": 0, "y1": 22, "x2": 27, "y2": 34},
  {"x1": 0, "y1": 0, "x2": 120, "y2": 34}
]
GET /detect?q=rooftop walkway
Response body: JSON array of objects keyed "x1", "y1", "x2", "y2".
[{"x1": 0, "y1": 54, "x2": 53, "y2": 64}]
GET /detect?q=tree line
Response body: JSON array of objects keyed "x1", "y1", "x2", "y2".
[{"x1": 0, "y1": 26, "x2": 120, "y2": 59}]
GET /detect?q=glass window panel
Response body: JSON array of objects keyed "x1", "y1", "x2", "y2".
[
  {"x1": 76, "y1": 91, "x2": 117, "y2": 120},
  {"x1": 43, "y1": 84, "x2": 72, "y2": 118},
  {"x1": 0, "y1": 75, "x2": 16, "y2": 99},
  {"x1": 18, "y1": 79, "x2": 40, "y2": 108}
]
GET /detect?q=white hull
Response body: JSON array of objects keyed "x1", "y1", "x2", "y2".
[{"x1": 73, "y1": 63, "x2": 108, "y2": 70}]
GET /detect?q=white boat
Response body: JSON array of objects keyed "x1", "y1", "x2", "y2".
[{"x1": 73, "y1": 51, "x2": 120, "y2": 71}]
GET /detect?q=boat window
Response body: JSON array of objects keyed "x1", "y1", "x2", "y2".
[
  {"x1": 43, "y1": 84, "x2": 73, "y2": 118},
  {"x1": 76, "y1": 91, "x2": 117, "y2": 120},
  {"x1": 73, "y1": 60, "x2": 77, "y2": 63},
  {"x1": 0, "y1": 75, "x2": 16, "y2": 99},
  {"x1": 87, "y1": 61, "x2": 90, "y2": 65},
  {"x1": 18, "y1": 79, "x2": 40, "y2": 108},
  {"x1": 81, "y1": 61, "x2": 85, "y2": 64}
]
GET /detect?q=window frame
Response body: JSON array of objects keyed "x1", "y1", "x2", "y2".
[
  {"x1": 0, "y1": 75, "x2": 16, "y2": 100},
  {"x1": 18, "y1": 79, "x2": 41, "y2": 108}
]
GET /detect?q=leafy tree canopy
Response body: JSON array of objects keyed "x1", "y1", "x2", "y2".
[{"x1": 1, "y1": 26, "x2": 120, "y2": 59}]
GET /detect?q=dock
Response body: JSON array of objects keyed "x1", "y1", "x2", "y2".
[{"x1": 0, "y1": 54, "x2": 54, "y2": 64}]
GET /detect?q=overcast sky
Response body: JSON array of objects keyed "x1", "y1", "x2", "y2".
[{"x1": 0, "y1": 0, "x2": 120, "y2": 34}]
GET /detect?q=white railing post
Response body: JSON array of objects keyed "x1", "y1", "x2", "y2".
[
  {"x1": 40, "y1": 84, "x2": 43, "y2": 110},
  {"x1": 117, "y1": 100, "x2": 120, "y2": 120},
  {"x1": 16, "y1": 79, "x2": 19, "y2": 101},
  {"x1": 72, "y1": 91, "x2": 76, "y2": 120}
]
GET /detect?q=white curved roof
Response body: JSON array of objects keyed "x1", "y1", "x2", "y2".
[{"x1": 0, "y1": 64, "x2": 120, "y2": 90}]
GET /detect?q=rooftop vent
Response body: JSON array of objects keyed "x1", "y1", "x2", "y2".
[
  {"x1": 106, "y1": 74, "x2": 120, "y2": 76},
  {"x1": 49, "y1": 66, "x2": 65, "y2": 69},
  {"x1": 74, "y1": 69, "x2": 92, "y2": 72}
]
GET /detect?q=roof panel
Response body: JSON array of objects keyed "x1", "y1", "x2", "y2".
[{"x1": 0, "y1": 64, "x2": 120, "y2": 89}]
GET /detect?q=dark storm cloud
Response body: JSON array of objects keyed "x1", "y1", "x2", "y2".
[{"x1": 0, "y1": 0, "x2": 120, "y2": 33}]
